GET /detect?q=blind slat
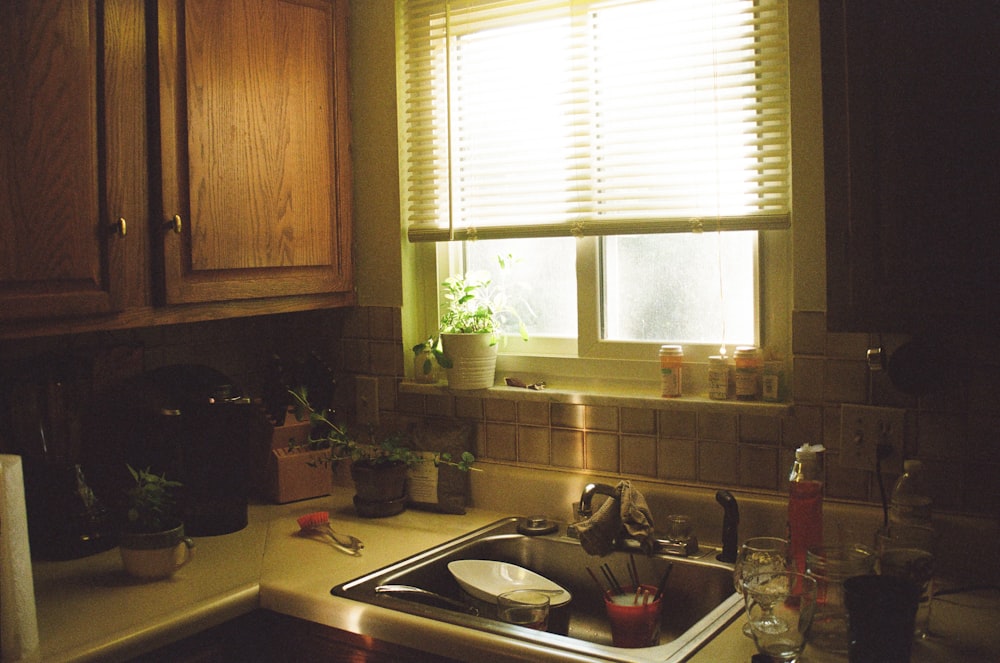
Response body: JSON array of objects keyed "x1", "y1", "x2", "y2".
[{"x1": 398, "y1": 0, "x2": 791, "y2": 242}]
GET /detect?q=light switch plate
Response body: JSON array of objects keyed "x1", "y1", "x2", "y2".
[
  {"x1": 839, "y1": 405, "x2": 905, "y2": 472},
  {"x1": 355, "y1": 375, "x2": 379, "y2": 426}
]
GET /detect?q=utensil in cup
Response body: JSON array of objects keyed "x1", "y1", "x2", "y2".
[{"x1": 604, "y1": 584, "x2": 663, "y2": 648}]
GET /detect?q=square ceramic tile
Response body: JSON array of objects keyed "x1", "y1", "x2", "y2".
[
  {"x1": 621, "y1": 435, "x2": 657, "y2": 477},
  {"x1": 552, "y1": 403, "x2": 586, "y2": 429},
  {"x1": 368, "y1": 306, "x2": 397, "y2": 341},
  {"x1": 698, "y1": 441, "x2": 738, "y2": 484},
  {"x1": 792, "y1": 357, "x2": 824, "y2": 404},
  {"x1": 782, "y1": 405, "x2": 823, "y2": 450},
  {"x1": 657, "y1": 438, "x2": 697, "y2": 481},
  {"x1": 739, "y1": 414, "x2": 781, "y2": 445},
  {"x1": 697, "y1": 412, "x2": 738, "y2": 442},
  {"x1": 586, "y1": 405, "x2": 619, "y2": 432},
  {"x1": 370, "y1": 340, "x2": 402, "y2": 376},
  {"x1": 824, "y1": 358, "x2": 868, "y2": 404},
  {"x1": 621, "y1": 408, "x2": 656, "y2": 435},
  {"x1": 657, "y1": 410, "x2": 697, "y2": 439},
  {"x1": 395, "y1": 390, "x2": 425, "y2": 415},
  {"x1": 341, "y1": 338, "x2": 370, "y2": 373},
  {"x1": 825, "y1": 330, "x2": 870, "y2": 360},
  {"x1": 585, "y1": 432, "x2": 620, "y2": 472},
  {"x1": 341, "y1": 306, "x2": 369, "y2": 339},
  {"x1": 518, "y1": 400, "x2": 550, "y2": 426},
  {"x1": 551, "y1": 429, "x2": 584, "y2": 468},
  {"x1": 791, "y1": 310, "x2": 826, "y2": 355},
  {"x1": 424, "y1": 393, "x2": 455, "y2": 418},
  {"x1": 485, "y1": 422, "x2": 517, "y2": 461},
  {"x1": 517, "y1": 426, "x2": 551, "y2": 465},
  {"x1": 484, "y1": 398, "x2": 517, "y2": 422},
  {"x1": 738, "y1": 445, "x2": 778, "y2": 490},
  {"x1": 824, "y1": 462, "x2": 870, "y2": 501},
  {"x1": 454, "y1": 396, "x2": 484, "y2": 420}
]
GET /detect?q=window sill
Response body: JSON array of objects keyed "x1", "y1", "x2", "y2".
[{"x1": 399, "y1": 379, "x2": 793, "y2": 416}]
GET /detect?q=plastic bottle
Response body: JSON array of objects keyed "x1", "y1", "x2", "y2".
[
  {"x1": 888, "y1": 459, "x2": 932, "y2": 526},
  {"x1": 659, "y1": 345, "x2": 683, "y2": 397},
  {"x1": 788, "y1": 444, "x2": 825, "y2": 575},
  {"x1": 733, "y1": 346, "x2": 763, "y2": 400}
]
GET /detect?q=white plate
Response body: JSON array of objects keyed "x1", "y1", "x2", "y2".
[{"x1": 447, "y1": 560, "x2": 572, "y2": 607}]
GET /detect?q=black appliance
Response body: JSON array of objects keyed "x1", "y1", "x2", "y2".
[
  {"x1": 86, "y1": 364, "x2": 257, "y2": 536},
  {"x1": 0, "y1": 358, "x2": 116, "y2": 560}
]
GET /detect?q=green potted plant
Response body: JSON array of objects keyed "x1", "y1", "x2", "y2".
[
  {"x1": 118, "y1": 465, "x2": 195, "y2": 580},
  {"x1": 411, "y1": 335, "x2": 444, "y2": 383},
  {"x1": 436, "y1": 254, "x2": 528, "y2": 389},
  {"x1": 290, "y1": 390, "x2": 477, "y2": 517}
]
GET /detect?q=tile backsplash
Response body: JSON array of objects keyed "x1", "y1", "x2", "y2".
[{"x1": 2, "y1": 306, "x2": 997, "y2": 522}]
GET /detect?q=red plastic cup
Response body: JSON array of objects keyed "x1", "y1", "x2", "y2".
[{"x1": 604, "y1": 584, "x2": 663, "y2": 648}]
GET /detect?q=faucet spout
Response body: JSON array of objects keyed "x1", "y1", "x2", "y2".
[
  {"x1": 577, "y1": 482, "x2": 619, "y2": 519},
  {"x1": 715, "y1": 489, "x2": 739, "y2": 563}
]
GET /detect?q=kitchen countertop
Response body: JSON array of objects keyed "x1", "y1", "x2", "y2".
[{"x1": 30, "y1": 479, "x2": 1000, "y2": 663}]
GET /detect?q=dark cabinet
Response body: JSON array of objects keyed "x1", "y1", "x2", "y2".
[
  {"x1": 0, "y1": 0, "x2": 353, "y2": 338},
  {"x1": 155, "y1": 0, "x2": 353, "y2": 305},
  {"x1": 0, "y1": 0, "x2": 149, "y2": 322},
  {"x1": 821, "y1": 1, "x2": 1000, "y2": 337}
]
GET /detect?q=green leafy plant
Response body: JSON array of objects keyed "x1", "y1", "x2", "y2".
[
  {"x1": 124, "y1": 465, "x2": 183, "y2": 533},
  {"x1": 288, "y1": 389, "x2": 478, "y2": 471},
  {"x1": 435, "y1": 254, "x2": 529, "y2": 366},
  {"x1": 411, "y1": 336, "x2": 445, "y2": 375}
]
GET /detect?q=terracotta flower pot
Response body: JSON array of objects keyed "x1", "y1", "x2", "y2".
[{"x1": 350, "y1": 461, "x2": 408, "y2": 518}]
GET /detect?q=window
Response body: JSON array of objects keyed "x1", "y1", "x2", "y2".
[{"x1": 398, "y1": 0, "x2": 791, "y2": 370}]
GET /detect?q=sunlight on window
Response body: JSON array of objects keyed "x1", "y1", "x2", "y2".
[{"x1": 425, "y1": 0, "x2": 783, "y2": 350}]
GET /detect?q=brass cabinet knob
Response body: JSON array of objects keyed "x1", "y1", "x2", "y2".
[
  {"x1": 109, "y1": 217, "x2": 127, "y2": 237},
  {"x1": 164, "y1": 214, "x2": 182, "y2": 234}
]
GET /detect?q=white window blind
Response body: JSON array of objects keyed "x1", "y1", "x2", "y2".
[{"x1": 397, "y1": 0, "x2": 791, "y2": 243}]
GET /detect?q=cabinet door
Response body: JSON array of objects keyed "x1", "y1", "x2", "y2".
[
  {"x1": 156, "y1": 0, "x2": 352, "y2": 305},
  {"x1": 0, "y1": 0, "x2": 147, "y2": 322},
  {"x1": 821, "y1": 1, "x2": 1000, "y2": 335}
]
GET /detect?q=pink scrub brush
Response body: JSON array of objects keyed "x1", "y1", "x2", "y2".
[{"x1": 297, "y1": 511, "x2": 364, "y2": 556}]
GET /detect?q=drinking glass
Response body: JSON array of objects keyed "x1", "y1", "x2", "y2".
[
  {"x1": 497, "y1": 590, "x2": 550, "y2": 630},
  {"x1": 733, "y1": 537, "x2": 791, "y2": 636},
  {"x1": 877, "y1": 524, "x2": 936, "y2": 638},
  {"x1": 742, "y1": 571, "x2": 818, "y2": 662}
]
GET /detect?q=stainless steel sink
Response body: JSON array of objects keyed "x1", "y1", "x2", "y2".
[{"x1": 332, "y1": 517, "x2": 743, "y2": 662}]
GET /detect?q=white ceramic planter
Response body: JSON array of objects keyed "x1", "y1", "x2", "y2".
[
  {"x1": 440, "y1": 333, "x2": 498, "y2": 390},
  {"x1": 119, "y1": 521, "x2": 195, "y2": 580}
]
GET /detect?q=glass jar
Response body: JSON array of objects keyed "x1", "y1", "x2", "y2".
[{"x1": 806, "y1": 544, "x2": 875, "y2": 653}]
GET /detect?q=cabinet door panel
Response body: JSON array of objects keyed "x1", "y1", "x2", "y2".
[
  {"x1": 0, "y1": 0, "x2": 122, "y2": 320},
  {"x1": 158, "y1": 0, "x2": 352, "y2": 304},
  {"x1": 822, "y1": 0, "x2": 1000, "y2": 335}
]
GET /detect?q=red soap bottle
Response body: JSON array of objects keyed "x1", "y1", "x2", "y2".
[{"x1": 787, "y1": 444, "x2": 824, "y2": 575}]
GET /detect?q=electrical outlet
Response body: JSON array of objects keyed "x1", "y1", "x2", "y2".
[
  {"x1": 839, "y1": 405, "x2": 905, "y2": 472},
  {"x1": 355, "y1": 376, "x2": 379, "y2": 426}
]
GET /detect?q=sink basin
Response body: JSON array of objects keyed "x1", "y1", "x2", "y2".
[{"x1": 332, "y1": 517, "x2": 742, "y2": 662}]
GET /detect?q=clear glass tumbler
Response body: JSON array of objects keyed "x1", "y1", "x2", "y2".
[{"x1": 806, "y1": 544, "x2": 875, "y2": 653}]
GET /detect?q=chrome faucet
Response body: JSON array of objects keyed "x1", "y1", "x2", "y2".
[
  {"x1": 577, "y1": 482, "x2": 619, "y2": 519},
  {"x1": 569, "y1": 482, "x2": 699, "y2": 557}
]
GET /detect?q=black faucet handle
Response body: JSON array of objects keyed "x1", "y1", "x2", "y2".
[{"x1": 715, "y1": 489, "x2": 740, "y2": 563}]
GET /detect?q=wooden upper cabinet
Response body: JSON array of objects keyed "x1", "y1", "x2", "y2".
[
  {"x1": 0, "y1": 0, "x2": 148, "y2": 322},
  {"x1": 821, "y1": 1, "x2": 1000, "y2": 336},
  {"x1": 156, "y1": 0, "x2": 352, "y2": 305}
]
